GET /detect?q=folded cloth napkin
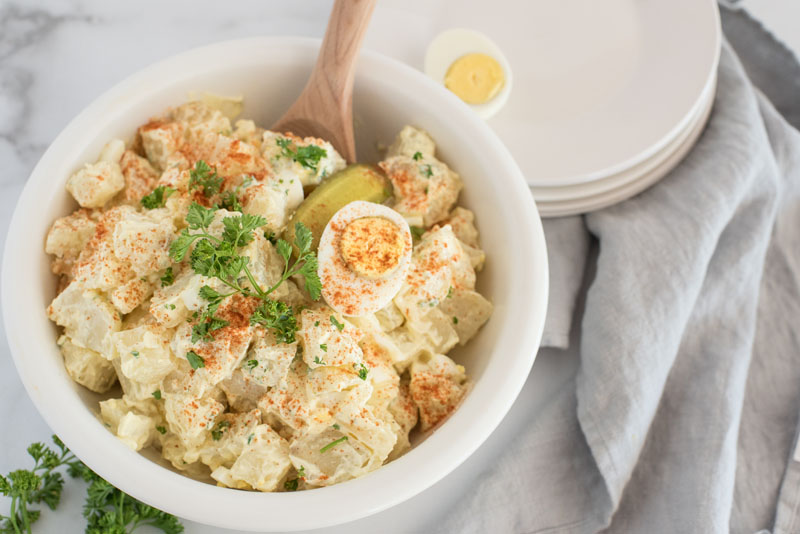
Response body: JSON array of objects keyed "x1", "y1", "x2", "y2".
[{"x1": 432, "y1": 8, "x2": 800, "y2": 534}]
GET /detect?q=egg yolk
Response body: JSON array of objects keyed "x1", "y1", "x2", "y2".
[
  {"x1": 444, "y1": 53, "x2": 505, "y2": 105},
  {"x1": 340, "y1": 216, "x2": 405, "y2": 279}
]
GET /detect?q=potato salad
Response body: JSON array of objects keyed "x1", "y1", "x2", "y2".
[{"x1": 45, "y1": 99, "x2": 492, "y2": 492}]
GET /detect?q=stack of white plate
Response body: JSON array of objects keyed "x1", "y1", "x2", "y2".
[
  {"x1": 369, "y1": 0, "x2": 721, "y2": 217},
  {"x1": 517, "y1": 0, "x2": 721, "y2": 217}
]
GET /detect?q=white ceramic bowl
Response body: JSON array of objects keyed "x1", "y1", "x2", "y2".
[{"x1": 2, "y1": 37, "x2": 548, "y2": 532}]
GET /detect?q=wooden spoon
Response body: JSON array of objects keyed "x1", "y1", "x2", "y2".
[{"x1": 272, "y1": 0, "x2": 377, "y2": 163}]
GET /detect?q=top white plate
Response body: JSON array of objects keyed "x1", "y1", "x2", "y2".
[{"x1": 366, "y1": 0, "x2": 721, "y2": 186}]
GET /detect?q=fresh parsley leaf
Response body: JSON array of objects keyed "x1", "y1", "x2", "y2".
[
  {"x1": 277, "y1": 138, "x2": 327, "y2": 172},
  {"x1": 140, "y1": 186, "x2": 176, "y2": 209},
  {"x1": 191, "y1": 316, "x2": 229, "y2": 343},
  {"x1": 169, "y1": 230, "x2": 198, "y2": 262},
  {"x1": 160, "y1": 267, "x2": 174, "y2": 287},
  {"x1": 283, "y1": 465, "x2": 306, "y2": 492},
  {"x1": 186, "y1": 202, "x2": 216, "y2": 231},
  {"x1": 250, "y1": 299, "x2": 297, "y2": 344},
  {"x1": 412, "y1": 151, "x2": 423, "y2": 161},
  {"x1": 198, "y1": 285, "x2": 224, "y2": 306},
  {"x1": 189, "y1": 160, "x2": 223, "y2": 197},
  {"x1": 332, "y1": 424, "x2": 340, "y2": 430},
  {"x1": 319, "y1": 436, "x2": 348, "y2": 453},
  {"x1": 221, "y1": 214, "x2": 267, "y2": 248},
  {"x1": 420, "y1": 164, "x2": 433, "y2": 178},
  {"x1": 319, "y1": 344, "x2": 327, "y2": 353},
  {"x1": 453, "y1": 316, "x2": 459, "y2": 324},
  {"x1": 276, "y1": 239, "x2": 292, "y2": 262},
  {"x1": 294, "y1": 145, "x2": 327, "y2": 171},
  {"x1": 152, "y1": 390, "x2": 162, "y2": 400},
  {"x1": 245, "y1": 359, "x2": 258, "y2": 370},
  {"x1": 296, "y1": 254, "x2": 322, "y2": 300},
  {"x1": 155, "y1": 426, "x2": 167, "y2": 435},
  {"x1": 330, "y1": 316, "x2": 344, "y2": 331},
  {"x1": 186, "y1": 351, "x2": 205, "y2": 370},
  {"x1": 294, "y1": 222, "x2": 313, "y2": 256},
  {"x1": 447, "y1": 286, "x2": 454, "y2": 299},
  {"x1": 357, "y1": 363, "x2": 369, "y2": 381}
]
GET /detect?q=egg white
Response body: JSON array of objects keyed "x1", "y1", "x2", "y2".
[
  {"x1": 424, "y1": 28, "x2": 513, "y2": 120},
  {"x1": 317, "y1": 201, "x2": 413, "y2": 317}
]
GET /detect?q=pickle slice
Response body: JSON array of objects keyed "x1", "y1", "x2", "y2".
[{"x1": 285, "y1": 164, "x2": 393, "y2": 253}]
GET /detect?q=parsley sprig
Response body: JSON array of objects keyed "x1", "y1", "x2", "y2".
[
  {"x1": 276, "y1": 138, "x2": 327, "y2": 172},
  {"x1": 0, "y1": 436, "x2": 182, "y2": 534},
  {"x1": 188, "y1": 160, "x2": 223, "y2": 198},
  {"x1": 76, "y1": 464, "x2": 183, "y2": 534},
  {"x1": 140, "y1": 186, "x2": 176, "y2": 209},
  {"x1": 169, "y1": 203, "x2": 321, "y2": 347},
  {"x1": 0, "y1": 436, "x2": 82, "y2": 533}
]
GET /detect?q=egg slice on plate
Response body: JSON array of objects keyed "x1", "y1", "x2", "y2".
[
  {"x1": 318, "y1": 201, "x2": 413, "y2": 317},
  {"x1": 425, "y1": 28, "x2": 513, "y2": 120}
]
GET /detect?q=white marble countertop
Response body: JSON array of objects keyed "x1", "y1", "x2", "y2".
[{"x1": 0, "y1": 1, "x2": 795, "y2": 532}]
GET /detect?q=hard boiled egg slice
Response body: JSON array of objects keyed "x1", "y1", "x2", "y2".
[
  {"x1": 318, "y1": 201, "x2": 413, "y2": 317},
  {"x1": 425, "y1": 28, "x2": 513, "y2": 120}
]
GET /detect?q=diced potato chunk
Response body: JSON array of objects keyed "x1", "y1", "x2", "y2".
[
  {"x1": 409, "y1": 353, "x2": 468, "y2": 432},
  {"x1": 58, "y1": 336, "x2": 117, "y2": 393}
]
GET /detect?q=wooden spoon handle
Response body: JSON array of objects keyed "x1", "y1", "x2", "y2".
[{"x1": 310, "y1": 0, "x2": 377, "y2": 105}]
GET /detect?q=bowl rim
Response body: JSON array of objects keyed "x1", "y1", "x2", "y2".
[{"x1": 2, "y1": 36, "x2": 548, "y2": 532}]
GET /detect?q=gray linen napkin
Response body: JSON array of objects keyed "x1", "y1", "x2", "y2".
[{"x1": 432, "y1": 9, "x2": 800, "y2": 534}]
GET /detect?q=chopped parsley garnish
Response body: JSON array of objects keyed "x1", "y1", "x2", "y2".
[
  {"x1": 330, "y1": 316, "x2": 345, "y2": 331},
  {"x1": 447, "y1": 286, "x2": 454, "y2": 299},
  {"x1": 155, "y1": 426, "x2": 167, "y2": 435},
  {"x1": 169, "y1": 203, "x2": 321, "y2": 345},
  {"x1": 283, "y1": 465, "x2": 306, "y2": 492},
  {"x1": 245, "y1": 359, "x2": 258, "y2": 370},
  {"x1": 314, "y1": 356, "x2": 326, "y2": 365},
  {"x1": 186, "y1": 351, "x2": 205, "y2": 370},
  {"x1": 409, "y1": 226, "x2": 426, "y2": 241},
  {"x1": 412, "y1": 151, "x2": 423, "y2": 161},
  {"x1": 152, "y1": 390, "x2": 162, "y2": 400},
  {"x1": 188, "y1": 160, "x2": 223, "y2": 197},
  {"x1": 276, "y1": 138, "x2": 327, "y2": 172},
  {"x1": 319, "y1": 436, "x2": 348, "y2": 453},
  {"x1": 160, "y1": 266, "x2": 175, "y2": 287},
  {"x1": 453, "y1": 316, "x2": 459, "y2": 324},
  {"x1": 421, "y1": 164, "x2": 433, "y2": 178},
  {"x1": 356, "y1": 363, "x2": 369, "y2": 381},
  {"x1": 319, "y1": 344, "x2": 327, "y2": 352},
  {"x1": 314, "y1": 320, "x2": 320, "y2": 327},
  {"x1": 247, "y1": 433, "x2": 255, "y2": 445},
  {"x1": 131, "y1": 351, "x2": 139, "y2": 358},
  {"x1": 140, "y1": 185, "x2": 176, "y2": 209},
  {"x1": 332, "y1": 424, "x2": 340, "y2": 430},
  {"x1": 210, "y1": 421, "x2": 230, "y2": 441}
]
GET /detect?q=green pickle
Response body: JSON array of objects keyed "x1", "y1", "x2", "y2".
[{"x1": 285, "y1": 164, "x2": 393, "y2": 253}]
